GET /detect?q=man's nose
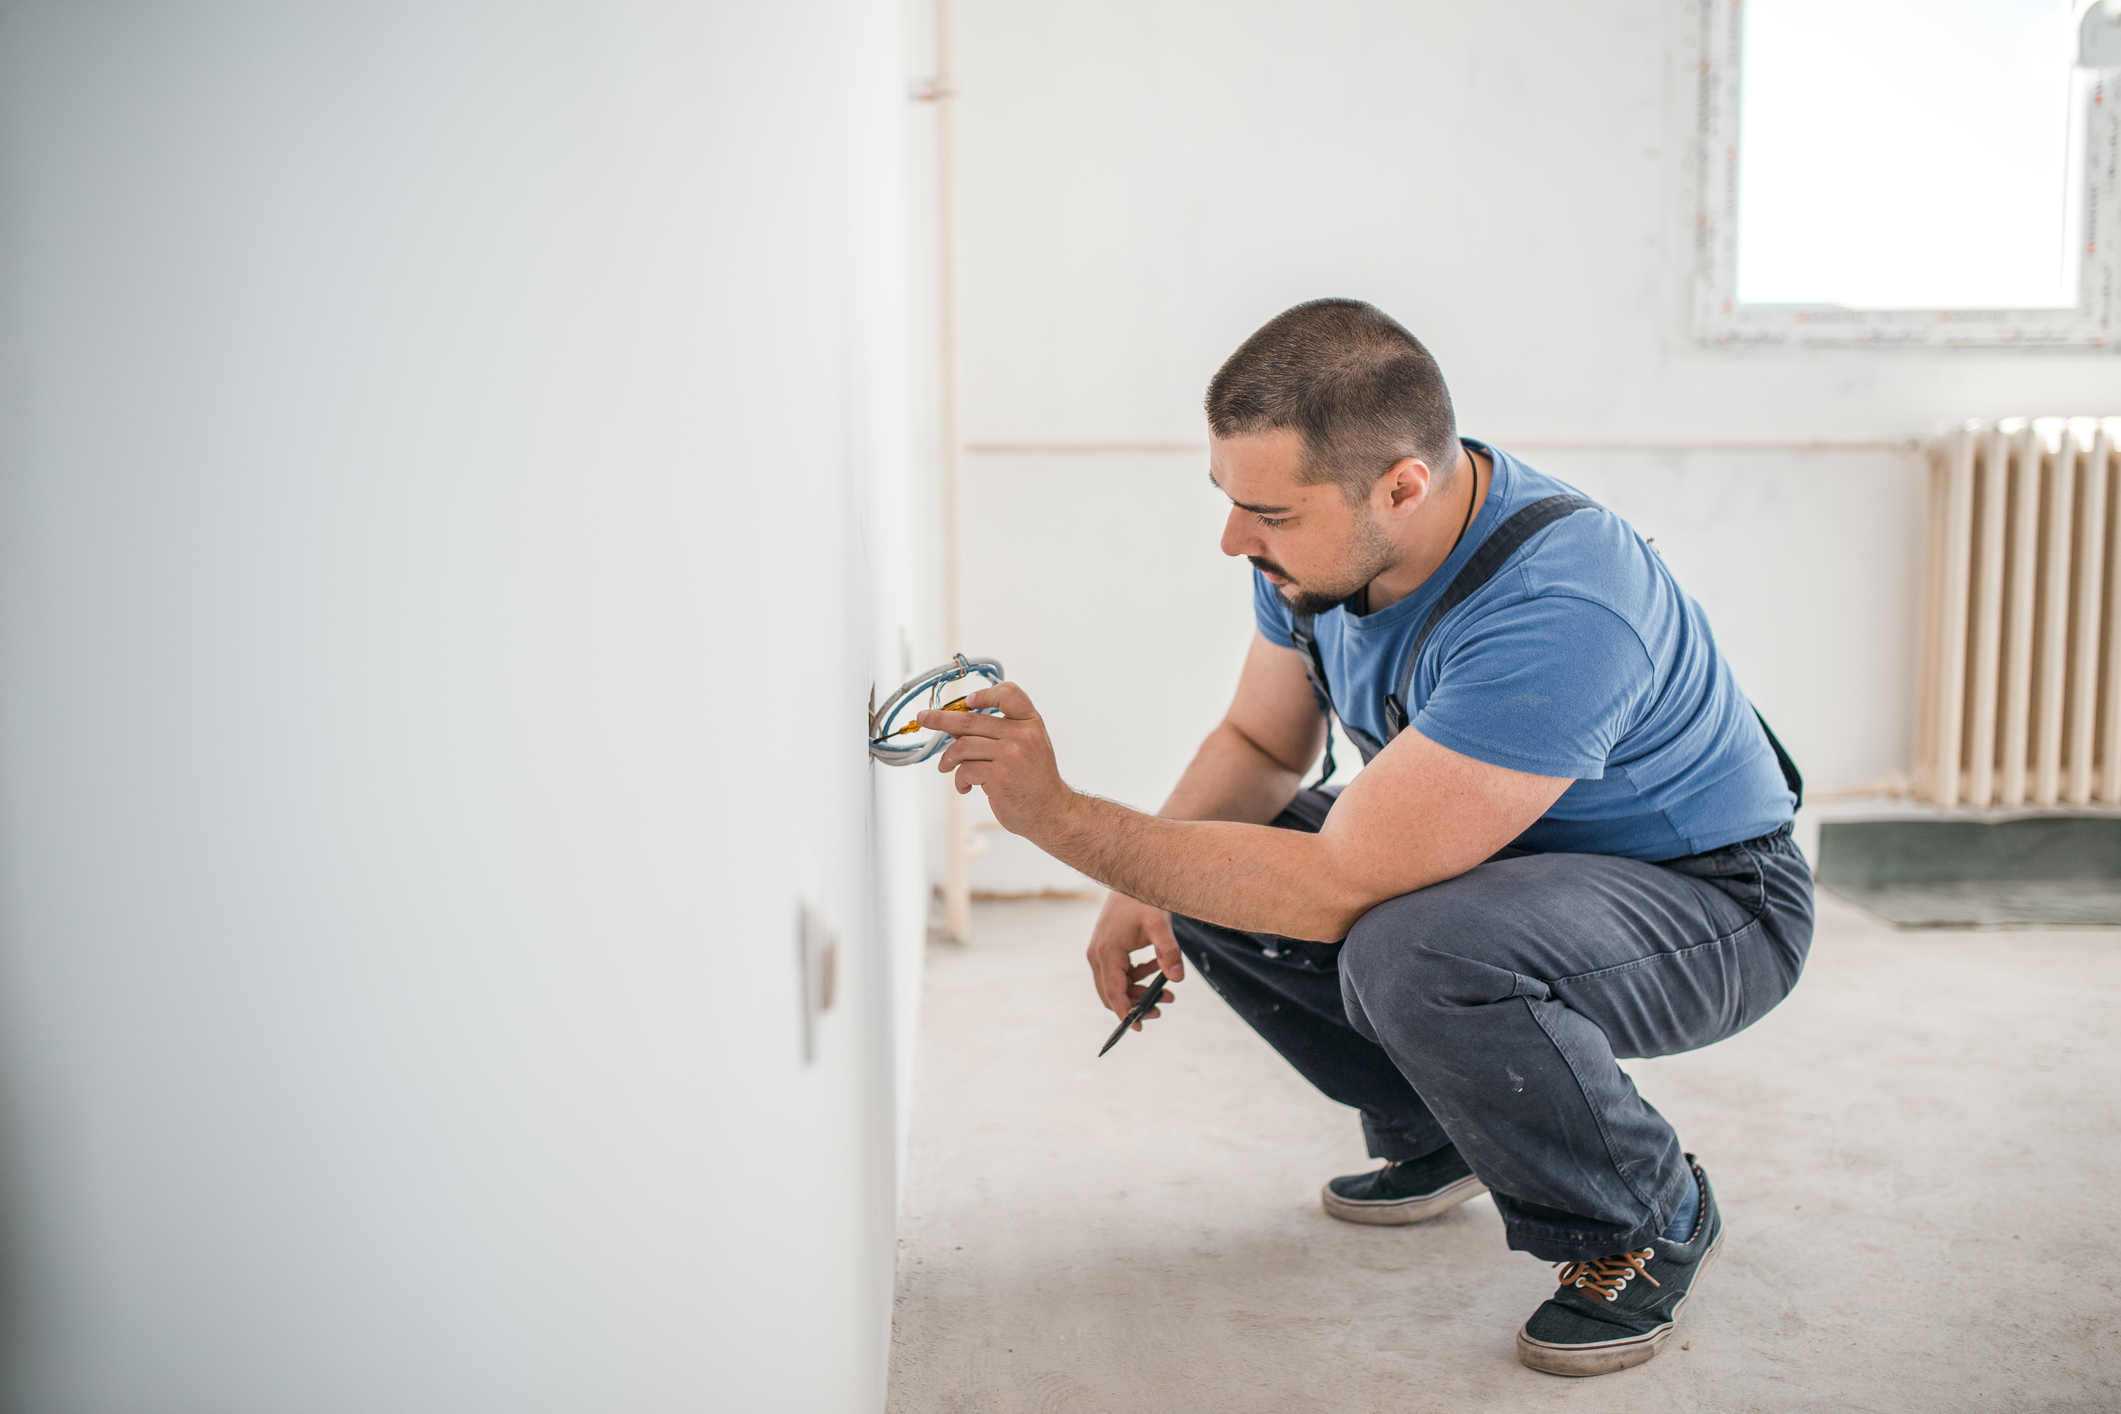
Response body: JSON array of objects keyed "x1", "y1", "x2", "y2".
[{"x1": 1220, "y1": 507, "x2": 1257, "y2": 559}]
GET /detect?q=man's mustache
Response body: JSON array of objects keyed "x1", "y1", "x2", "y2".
[{"x1": 1247, "y1": 555, "x2": 1293, "y2": 583}]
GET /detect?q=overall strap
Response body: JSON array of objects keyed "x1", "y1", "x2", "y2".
[
  {"x1": 1290, "y1": 612, "x2": 1338, "y2": 787},
  {"x1": 1752, "y1": 708, "x2": 1804, "y2": 809},
  {"x1": 1382, "y1": 494, "x2": 1598, "y2": 739}
]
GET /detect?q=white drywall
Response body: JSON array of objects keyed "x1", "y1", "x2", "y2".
[
  {"x1": 951, "y1": 0, "x2": 2118, "y2": 894},
  {"x1": 0, "y1": 4, "x2": 929, "y2": 1411}
]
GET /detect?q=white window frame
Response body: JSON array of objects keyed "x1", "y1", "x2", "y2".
[{"x1": 1693, "y1": 0, "x2": 2121, "y2": 350}]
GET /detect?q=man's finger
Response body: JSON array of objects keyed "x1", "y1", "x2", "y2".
[
  {"x1": 1088, "y1": 937, "x2": 1130, "y2": 1015},
  {"x1": 961, "y1": 680, "x2": 1038, "y2": 719},
  {"x1": 934, "y1": 737, "x2": 1000, "y2": 771},
  {"x1": 916, "y1": 707, "x2": 1012, "y2": 739},
  {"x1": 1093, "y1": 969, "x2": 1122, "y2": 1016},
  {"x1": 1148, "y1": 908, "x2": 1185, "y2": 983},
  {"x1": 1094, "y1": 952, "x2": 1125, "y2": 1006}
]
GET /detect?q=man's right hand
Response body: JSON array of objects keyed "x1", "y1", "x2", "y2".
[{"x1": 1086, "y1": 891, "x2": 1185, "y2": 1030}]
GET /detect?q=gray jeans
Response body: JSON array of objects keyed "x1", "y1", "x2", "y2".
[{"x1": 1171, "y1": 788, "x2": 1815, "y2": 1263}]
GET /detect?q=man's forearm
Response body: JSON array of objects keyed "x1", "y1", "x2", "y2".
[
  {"x1": 1043, "y1": 793, "x2": 1372, "y2": 942},
  {"x1": 1081, "y1": 718, "x2": 1320, "y2": 932}
]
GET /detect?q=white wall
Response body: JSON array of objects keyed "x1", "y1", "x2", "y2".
[
  {"x1": 0, "y1": 4, "x2": 929, "y2": 1411},
  {"x1": 952, "y1": 0, "x2": 2120, "y2": 893}
]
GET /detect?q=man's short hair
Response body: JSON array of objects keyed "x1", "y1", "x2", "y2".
[{"x1": 1205, "y1": 299, "x2": 1459, "y2": 500}]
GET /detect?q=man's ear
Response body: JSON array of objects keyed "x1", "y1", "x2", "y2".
[{"x1": 1380, "y1": 456, "x2": 1433, "y2": 515}]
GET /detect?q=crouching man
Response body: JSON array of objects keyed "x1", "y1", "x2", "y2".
[{"x1": 918, "y1": 298, "x2": 1813, "y2": 1377}]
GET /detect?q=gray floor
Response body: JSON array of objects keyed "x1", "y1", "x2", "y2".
[
  {"x1": 887, "y1": 892, "x2": 2121, "y2": 1414},
  {"x1": 1826, "y1": 878, "x2": 2121, "y2": 928}
]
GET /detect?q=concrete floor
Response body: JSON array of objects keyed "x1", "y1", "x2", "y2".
[{"x1": 887, "y1": 893, "x2": 2121, "y2": 1413}]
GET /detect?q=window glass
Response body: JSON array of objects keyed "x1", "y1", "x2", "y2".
[{"x1": 1736, "y1": 0, "x2": 2080, "y2": 309}]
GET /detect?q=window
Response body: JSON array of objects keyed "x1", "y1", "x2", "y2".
[{"x1": 1696, "y1": 0, "x2": 2121, "y2": 348}]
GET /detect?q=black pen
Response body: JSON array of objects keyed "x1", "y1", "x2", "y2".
[{"x1": 1098, "y1": 971, "x2": 1167, "y2": 1057}]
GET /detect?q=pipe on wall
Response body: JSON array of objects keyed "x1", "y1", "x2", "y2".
[{"x1": 930, "y1": 0, "x2": 972, "y2": 942}]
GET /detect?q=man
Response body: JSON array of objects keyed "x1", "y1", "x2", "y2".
[{"x1": 918, "y1": 298, "x2": 1812, "y2": 1377}]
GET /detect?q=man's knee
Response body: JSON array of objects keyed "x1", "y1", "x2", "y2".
[
  {"x1": 1339, "y1": 887, "x2": 1536, "y2": 1046},
  {"x1": 1339, "y1": 886, "x2": 1475, "y2": 990}
]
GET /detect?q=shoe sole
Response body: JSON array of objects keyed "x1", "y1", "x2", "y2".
[
  {"x1": 1320, "y1": 1173, "x2": 1488, "y2": 1226},
  {"x1": 1514, "y1": 1222, "x2": 1726, "y2": 1378}
]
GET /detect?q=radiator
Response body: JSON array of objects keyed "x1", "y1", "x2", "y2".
[{"x1": 1915, "y1": 418, "x2": 2121, "y2": 809}]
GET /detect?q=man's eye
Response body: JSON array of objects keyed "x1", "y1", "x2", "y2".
[{"x1": 1257, "y1": 515, "x2": 1289, "y2": 528}]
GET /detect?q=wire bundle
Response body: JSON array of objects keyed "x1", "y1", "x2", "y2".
[{"x1": 868, "y1": 654, "x2": 1006, "y2": 766}]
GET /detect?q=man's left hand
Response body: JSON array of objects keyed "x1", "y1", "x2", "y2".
[{"x1": 918, "y1": 682, "x2": 1076, "y2": 839}]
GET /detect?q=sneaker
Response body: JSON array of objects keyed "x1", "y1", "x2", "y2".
[
  {"x1": 1515, "y1": 1156, "x2": 1725, "y2": 1377},
  {"x1": 1320, "y1": 1142, "x2": 1487, "y2": 1225}
]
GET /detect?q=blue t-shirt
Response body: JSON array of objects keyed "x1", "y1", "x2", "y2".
[{"x1": 1253, "y1": 440, "x2": 1794, "y2": 861}]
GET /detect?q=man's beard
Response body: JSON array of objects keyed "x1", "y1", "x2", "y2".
[{"x1": 1251, "y1": 513, "x2": 1397, "y2": 617}]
